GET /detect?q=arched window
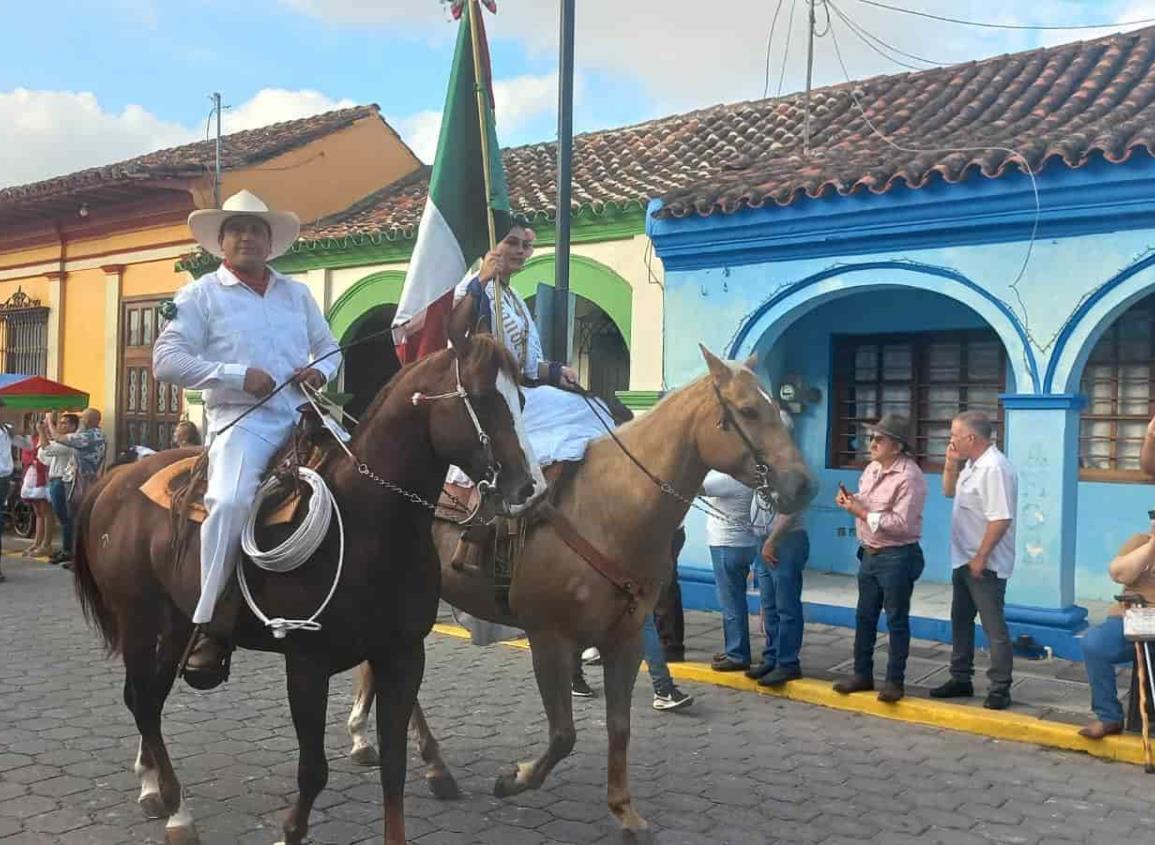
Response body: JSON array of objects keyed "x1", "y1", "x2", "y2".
[{"x1": 1079, "y1": 292, "x2": 1155, "y2": 479}]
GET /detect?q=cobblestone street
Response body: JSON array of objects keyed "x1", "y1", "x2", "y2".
[{"x1": 2, "y1": 557, "x2": 1154, "y2": 844}]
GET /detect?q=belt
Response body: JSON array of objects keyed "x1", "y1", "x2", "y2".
[{"x1": 861, "y1": 542, "x2": 919, "y2": 555}]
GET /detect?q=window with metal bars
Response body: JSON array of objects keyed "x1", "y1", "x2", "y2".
[
  {"x1": 830, "y1": 330, "x2": 1006, "y2": 471},
  {"x1": 1079, "y1": 293, "x2": 1155, "y2": 480},
  {"x1": 0, "y1": 288, "x2": 48, "y2": 376}
]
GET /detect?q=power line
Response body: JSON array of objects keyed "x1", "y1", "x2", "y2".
[
  {"x1": 777, "y1": 0, "x2": 800, "y2": 96},
  {"x1": 857, "y1": 0, "x2": 1155, "y2": 32},
  {"x1": 825, "y1": 15, "x2": 1043, "y2": 354},
  {"x1": 828, "y1": 0, "x2": 944, "y2": 69},
  {"x1": 763, "y1": 0, "x2": 788, "y2": 98}
]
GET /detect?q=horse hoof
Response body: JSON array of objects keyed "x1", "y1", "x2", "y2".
[
  {"x1": 427, "y1": 772, "x2": 461, "y2": 800},
  {"x1": 493, "y1": 770, "x2": 520, "y2": 798},
  {"x1": 139, "y1": 792, "x2": 168, "y2": 819},
  {"x1": 164, "y1": 825, "x2": 200, "y2": 845},
  {"x1": 349, "y1": 744, "x2": 380, "y2": 767}
]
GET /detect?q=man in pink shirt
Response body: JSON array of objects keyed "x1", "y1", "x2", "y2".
[{"x1": 832, "y1": 414, "x2": 929, "y2": 703}]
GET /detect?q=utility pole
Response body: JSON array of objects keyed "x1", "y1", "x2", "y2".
[
  {"x1": 552, "y1": 0, "x2": 575, "y2": 364},
  {"x1": 803, "y1": 0, "x2": 816, "y2": 154},
  {"x1": 212, "y1": 92, "x2": 223, "y2": 208}
]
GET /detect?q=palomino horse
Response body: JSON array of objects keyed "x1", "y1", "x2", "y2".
[
  {"x1": 346, "y1": 346, "x2": 815, "y2": 833},
  {"x1": 71, "y1": 334, "x2": 539, "y2": 845}
]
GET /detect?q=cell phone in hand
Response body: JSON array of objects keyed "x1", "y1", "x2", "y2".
[{"x1": 838, "y1": 482, "x2": 850, "y2": 497}]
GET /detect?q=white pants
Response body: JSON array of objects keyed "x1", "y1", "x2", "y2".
[{"x1": 193, "y1": 421, "x2": 285, "y2": 624}]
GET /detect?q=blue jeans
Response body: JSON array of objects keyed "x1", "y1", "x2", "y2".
[
  {"x1": 1081, "y1": 617, "x2": 1132, "y2": 724},
  {"x1": 853, "y1": 543, "x2": 924, "y2": 684},
  {"x1": 711, "y1": 545, "x2": 759, "y2": 663},
  {"x1": 642, "y1": 614, "x2": 673, "y2": 694},
  {"x1": 48, "y1": 478, "x2": 72, "y2": 554},
  {"x1": 755, "y1": 530, "x2": 809, "y2": 669}
]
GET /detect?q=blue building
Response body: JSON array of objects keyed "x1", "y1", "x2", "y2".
[{"x1": 648, "y1": 26, "x2": 1155, "y2": 658}]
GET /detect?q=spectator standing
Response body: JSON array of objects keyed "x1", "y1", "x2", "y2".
[
  {"x1": 931, "y1": 410, "x2": 1018, "y2": 710},
  {"x1": 833, "y1": 414, "x2": 928, "y2": 703},
  {"x1": 173, "y1": 420, "x2": 201, "y2": 448},
  {"x1": 0, "y1": 400, "x2": 32, "y2": 581},
  {"x1": 38, "y1": 414, "x2": 78, "y2": 564},
  {"x1": 705, "y1": 468, "x2": 808, "y2": 676},
  {"x1": 20, "y1": 425, "x2": 53, "y2": 560}
]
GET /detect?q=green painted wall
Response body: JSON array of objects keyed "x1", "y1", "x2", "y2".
[
  {"x1": 327, "y1": 270, "x2": 405, "y2": 342},
  {"x1": 511, "y1": 254, "x2": 633, "y2": 347}
]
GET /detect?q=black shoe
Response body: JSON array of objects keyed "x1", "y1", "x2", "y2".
[
  {"x1": 744, "y1": 661, "x2": 776, "y2": 680},
  {"x1": 60, "y1": 561, "x2": 72, "y2": 571},
  {"x1": 711, "y1": 656, "x2": 750, "y2": 672},
  {"x1": 877, "y1": 681, "x2": 905, "y2": 703},
  {"x1": 832, "y1": 676, "x2": 874, "y2": 695},
  {"x1": 49, "y1": 551, "x2": 70, "y2": 565},
  {"x1": 652, "y1": 686, "x2": 694, "y2": 711},
  {"x1": 758, "y1": 666, "x2": 802, "y2": 687},
  {"x1": 571, "y1": 674, "x2": 595, "y2": 698},
  {"x1": 984, "y1": 690, "x2": 1011, "y2": 710},
  {"x1": 929, "y1": 679, "x2": 974, "y2": 699},
  {"x1": 663, "y1": 648, "x2": 686, "y2": 663}
]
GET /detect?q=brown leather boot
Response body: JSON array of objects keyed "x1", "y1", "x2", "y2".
[
  {"x1": 877, "y1": 681, "x2": 905, "y2": 703},
  {"x1": 185, "y1": 631, "x2": 230, "y2": 672},
  {"x1": 833, "y1": 675, "x2": 874, "y2": 695},
  {"x1": 1078, "y1": 720, "x2": 1123, "y2": 740}
]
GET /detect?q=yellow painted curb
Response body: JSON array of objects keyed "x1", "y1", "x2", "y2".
[{"x1": 431, "y1": 622, "x2": 1151, "y2": 768}]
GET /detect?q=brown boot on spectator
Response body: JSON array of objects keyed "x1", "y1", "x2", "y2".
[
  {"x1": 877, "y1": 681, "x2": 904, "y2": 703},
  {"x1": 833, "y1": 675, "x2": 873, "y2": 695},
  {"x1": 1078, "y1": 720, "x2": 1123, "y2": 740}
]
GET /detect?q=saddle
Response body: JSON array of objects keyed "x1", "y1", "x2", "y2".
[
  {"x1": 139, "y1": 405, "x2": 334, "y2": 527},
  {"x1": 437, "y1": 463, "x2": 574, "y2": 608}
]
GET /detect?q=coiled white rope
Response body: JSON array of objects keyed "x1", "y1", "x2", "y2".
[{"x1": 237, "y1": 466, "x2": 344, "y2": 638}]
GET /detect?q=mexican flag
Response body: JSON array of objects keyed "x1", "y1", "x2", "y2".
[{"x1": 392, "y1": 3, "x2": 511, "y2": 363}]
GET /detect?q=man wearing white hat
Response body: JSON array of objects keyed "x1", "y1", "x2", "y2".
[{"x1": 154, "y1": 190, "x2": 341, "y2": 674}]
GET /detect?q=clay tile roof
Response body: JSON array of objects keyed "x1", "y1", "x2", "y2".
[
  {"x1": 0, "y1": 105, "x2": 382, "y2": 211},
  {"x1": 302, "y1": 26, "x2": 1155, "y2": 241},
  {"x1": 659, "y1": 26, "x2": 1155, "y2": 218}
]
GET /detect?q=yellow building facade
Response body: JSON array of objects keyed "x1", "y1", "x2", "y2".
[{"x1": 0, "y1": 106, "x2": 421, "y2": 454}]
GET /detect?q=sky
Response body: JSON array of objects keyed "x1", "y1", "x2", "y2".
[{"x1": 2, "y1": 0, "x2": 1154, "y2": 189}]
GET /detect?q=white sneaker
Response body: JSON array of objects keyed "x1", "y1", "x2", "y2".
[
  {"x1": 652, "y1": 687, "x2": 693, "y2": 711},
  {"x1": 581, "y1": 647, "x2": 601, "y2": 665}
]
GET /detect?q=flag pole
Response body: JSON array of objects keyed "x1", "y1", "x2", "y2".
[{"x1": 467, "y1": 0, "x2": 503, "y2": 346}]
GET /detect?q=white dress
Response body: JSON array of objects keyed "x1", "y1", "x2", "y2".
[{"x1": 447, "y1": 273, "x2": 614, "y2": 486}]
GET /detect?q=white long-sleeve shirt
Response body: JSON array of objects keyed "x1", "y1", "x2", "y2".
[
  {"x1": 38, "y1": 441, "x2": 75, "y2": 482},
  {"x1": 153, "y1": 265, "x2": 341, "y2": 433}
]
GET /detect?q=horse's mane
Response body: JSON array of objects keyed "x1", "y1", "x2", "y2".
[{"x1": 358, "y1": 334, "x2": 519, "y2": 424}]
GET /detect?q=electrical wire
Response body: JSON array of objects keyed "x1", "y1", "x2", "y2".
[
  {"x1": 828, "y1": 0, "x2": 944, "y2": 68},
  {"x1": 763, "y1": 0, "x2": 789, "y2": 98},
  {"x1": 777, "y1": 0, "x2": 800, "y2": 96},
  {"x1": 856, "y1": 0, "x2": 1155, "y2": 31},
  {"x1": 826, "y1": 16, "x2": 1043, "y2": 364}
]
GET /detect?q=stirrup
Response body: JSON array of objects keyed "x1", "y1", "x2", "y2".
[{"x1": 178, "y1": 627, "x2": 233, "y2": 691}]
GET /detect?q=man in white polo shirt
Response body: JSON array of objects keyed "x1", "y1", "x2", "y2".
[{"x1": 931, "y1": 410, "x2": 1018, "y2": 710}]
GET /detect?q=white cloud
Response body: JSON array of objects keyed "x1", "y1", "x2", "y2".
[
  {"x1": 279, "y1": 0, "x2": 1155, "y2": 116},
  {"x1": 389, "y1": 72, "x2": 561, "y2": 163},
  {"x1": 0, "y1": 89, "x2": 190, "y2": 188},
  {"x1": 221, "y1": 88, "x2": 357, "y2": 133},
  {"x1": 391, "y1": 109, "x2": 443, "y2": 163},
  {"x1": 0, "y1": 87, "x2": 363, "y2": 189}
]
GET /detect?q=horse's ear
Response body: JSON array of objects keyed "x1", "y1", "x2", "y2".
[
  {"x1": 447, "y1": 307, "x2": 471, "y2": 358},
  {"x1": 700, "y1": 344, "x2": 733, "y2": 386}
]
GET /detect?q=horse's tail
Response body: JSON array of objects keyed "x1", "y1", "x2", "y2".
[{"x1": 71, "y1": 476, "x2": 120, "y2": 654}]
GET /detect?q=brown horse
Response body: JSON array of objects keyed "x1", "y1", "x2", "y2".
[
  {"x1": 71, "y1": 334, "x2": 539, "y2": 845},
  {"x1": 346, "y1": 346, "x2": 815, "y2": 832}
]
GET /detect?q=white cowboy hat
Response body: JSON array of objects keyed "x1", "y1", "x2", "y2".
[{"x1": 187, "y1": 190, "x2": 300, "y2": 259}]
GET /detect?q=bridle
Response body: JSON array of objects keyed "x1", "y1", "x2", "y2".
[
  {"x1": 304, "y1": 356, "x2": 502, "y2": 513},
  {"x1": 409, "y1": 356, "x2": 500, "y2": 499},
  {"x1": 711, "y1": 382, "x2": 778, "y2": 508}
]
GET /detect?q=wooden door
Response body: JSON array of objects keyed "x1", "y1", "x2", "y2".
[{"x1": 118, "y1": 297, "x2": 183, "y2": 451}]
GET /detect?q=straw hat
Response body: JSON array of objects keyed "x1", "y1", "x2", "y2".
[{"x1": 187, "y1": 190, "x2": 300, "y2": 259}]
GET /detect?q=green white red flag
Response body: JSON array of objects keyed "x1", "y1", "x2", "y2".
[{"x1": 392, "y1": 2, "x2": 510, "y2": 363}]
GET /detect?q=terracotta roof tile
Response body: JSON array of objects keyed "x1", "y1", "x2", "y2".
[
  {"x1": 0, "y1": 105, "x2": 381, "y2": 210},
  {"x1": 300, "y1": 26, "x2": 1155, "y2": 241}
]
